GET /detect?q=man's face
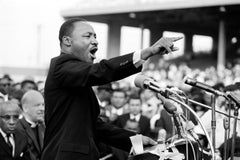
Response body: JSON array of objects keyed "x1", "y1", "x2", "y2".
[
  {"x1": 69, "y1": 21, "x2": 98, "y2": 63},
  {"x1": 22, "y1": 83, "x2": 36, "y2": 93},
  {"x1": 111, "y1": 91, "x2": 126, "y2": 109},
  {"x1": 0, "y1": 78, "x2": 11, "y2": 93},
  {"x1": 25, "y1": 94, "x2": 45, "y2": 123},
  {"x1": 129, "y1": 99, "x2": 142, "y2": 115},
  {"x1": 0, "y1": 106, "x2": 20, "y2": 134}
]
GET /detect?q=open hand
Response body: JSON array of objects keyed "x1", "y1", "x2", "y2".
[{"x1": 142, "y1": 135, "x2": 157, "y2": 146}]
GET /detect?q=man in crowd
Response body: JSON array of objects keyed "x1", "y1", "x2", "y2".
[
  {"x1": 0, "y1": 75, "x2": 12, "y2": 96},
  {"x1": 0, "y1": 101, "x2": 31, "y2": 160},
  {"x1": 115, "y1": 94, "x2": 151, "y2": 136},
  {"x1": 21, "y1": 80, "x2": 37, "y2": 93},
  {"x1": 105, "y1": 88, "x2": 129, "y2": 124},
  {"x1": 17, "y1": 90, "x2": 45, "y2": 160},
  {"x1": 41, "y1": 18, "x2": 182, "y2": 160},
  {"x1": 112, "y1": 94, "x2": 151, "y2": 160}
]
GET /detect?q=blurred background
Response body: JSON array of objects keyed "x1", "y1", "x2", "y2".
[{"x1": 0, "y1": 0, "x2": 240, "y2": 85}]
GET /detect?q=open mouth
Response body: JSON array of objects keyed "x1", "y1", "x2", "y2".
[{"x1": 89, "y1": 48, "x2": 98, "y2": 60}]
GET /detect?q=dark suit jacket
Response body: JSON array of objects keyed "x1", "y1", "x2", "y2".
[
  {"x1": 115, "y1": 113, "x2": 151, "y2": 136},
  {"x1": 0, "y1": 130, "x2": 31, "y2": 160},
  {"x1": 17, "y1": 117, "x2": 45, "y2": 160},
  {"x1": 155, "y1": 109, "x2": 174, "y2": 139},
  {"x1": 41, "y1": 53, "x2": 142, "y2": 160}
]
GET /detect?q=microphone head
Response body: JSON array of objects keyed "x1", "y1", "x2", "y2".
[
  {"x1": 183, "y1": 76, "x2": 196, "y2": 85},
  {"x1": 164, "y1": 99, "x2": 177, "y2": 114},
  {"x1": 134, "y1": 74, "x2": 150, "y2": 89}
]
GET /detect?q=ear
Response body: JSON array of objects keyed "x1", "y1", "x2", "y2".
[
  {"x1": 22, "y1": 104, "x2": 28, "y2": 112},
  {"x1": 62, "y1": 36, "x2": 72, "y2": 47}
]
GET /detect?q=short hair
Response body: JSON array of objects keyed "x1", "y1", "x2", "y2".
[
  {"x1": 21, "y1": 90, "x2": 42, "y2": 106},
  {"x1": 128, "y1": 94, "x2": 142, "y2": 103},
  {"x1": 112, "y1": 88, "x2": 127, "y2": 97},
  {"x1": 0, "y1": 101, "x2": 21, "y2": 116},
  {"x1": 59, "y1": 18, "x2": 87, "y2": 44},
  {"x1": 21, "y1": 79, "x2": 37, "y2": 89}
]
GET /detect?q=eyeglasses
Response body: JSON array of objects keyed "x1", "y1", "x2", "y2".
[
  {"x1": 0, "y1": 115, "x2": 20, "y2": 121},
  {"x1": 0, "y1": 83, "x2": 10, "y2": 87}
]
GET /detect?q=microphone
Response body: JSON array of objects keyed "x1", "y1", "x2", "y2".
[
  {"x1": 134, "y1": 74, "x2": 165, "y2": 94},
  {"x1": 134, "y1": 74, "x2": 184, "y2": 97},
  {"x1": 185, "y1": 120, "x2": 199, "y2": 140},
  {"x1": 162, "y1": 98, "x2": 177, "y2": 114},
  {"x1": 226, "y1": 91, "x2": 240, "y2": 108},
  {"x1": 158, "y1": 95, "x2": 185, "y2": 138},
  {"x1": 184, "y1": 76, "x2": 225, "y2": 97},
  {"x1": 134, "y1": 74, "x2": 185, "y2": 137}
]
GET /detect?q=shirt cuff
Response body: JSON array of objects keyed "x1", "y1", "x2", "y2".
[{"x1": 133, "y1": 50, "x2": 146, "y2": 68}]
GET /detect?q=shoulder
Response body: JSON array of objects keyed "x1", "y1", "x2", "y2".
[
  {"x1": 14, "y1": 129, "x2": 28, "y2": 141},
  {"x1": 16, "y1": 118, "x2": 28, "y2": 129},
  {"x1": 51, "y1": 53, "x2": 81, "y2": 65},
  {"x1": 140, "y1": 115, "x2": 150, "y2": 121},
  {"x1": 118, "y1": 113, "x2": 129, "y2": 119}
]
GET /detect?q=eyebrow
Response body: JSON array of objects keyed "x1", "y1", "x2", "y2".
[{"x1": 84, "y1": 32, "x2": 96, "y2": 36}]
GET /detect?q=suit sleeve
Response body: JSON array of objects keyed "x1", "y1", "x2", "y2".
[
  {"x1": 52, "y1": 53, "x2": 142, "y2": 88},
  {"x1": 95, "y1": 118, "x2": 135, "y2": 152}
]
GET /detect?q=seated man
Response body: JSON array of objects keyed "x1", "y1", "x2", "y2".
[{"x1": 0, "y1": 101, "x2": 31, "y2": 160}]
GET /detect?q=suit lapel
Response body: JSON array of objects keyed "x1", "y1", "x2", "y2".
[
  {"x1": 0, "y1": 133, "x2": 12, "y2": 155},
  {"x1": 138, "y1": 115, "x2": 144, "y2": 129},
  {"x1": 20, "y1": 118, "x2": 41, "y2": 152},
  {"x1": 13, "y1": 131, "x2": 24, "y2": 157}
]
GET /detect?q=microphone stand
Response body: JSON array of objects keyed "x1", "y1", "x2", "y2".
[
  {"x1": 180, "y1": 97, "x2": 240, "y2": 121},
  {"x1": 230, "y1": 104, "x2": 239, "y2": 160},
  {"x1": 224, "y1": 101, "x2": 233, "y2": 160},
  {"x1": 223, "y1": 117, "x2": 229, "y2": 160},
  {"x1": 211, "y1": 94, "x2": 217, "y2": 160},
  {"x1": 166, "y1": 96, "x2": 215, "y2": 160}
]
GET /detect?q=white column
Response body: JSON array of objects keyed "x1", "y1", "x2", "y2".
[
  {"x1": 217, "y1": 20, "x2": 226, "y2": 71},
  {"x1": 140, "y1": 24, "x2": 144, "y2": 49}
]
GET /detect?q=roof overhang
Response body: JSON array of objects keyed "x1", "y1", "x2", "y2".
[{"x1": 61, "y1": 0, "x2": 240, "y2": 17}]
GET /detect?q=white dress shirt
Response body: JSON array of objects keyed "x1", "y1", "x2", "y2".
[{"x1": 130, "y1": 114, "x2": 141, "y2": 122}]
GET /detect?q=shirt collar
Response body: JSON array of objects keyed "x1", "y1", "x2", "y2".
[
  {"x1": 111, "y1": 107, "x2": 123, "y2": 116},
  {"x1": 24, "y1": 117, "x2": 38, "y2": 128},
  {"x1": 130, "y1": 114, "x2": 141, "y2": 122},
  {"x1": 0, "y1": 128, "x2": 13, "y2": 138}
]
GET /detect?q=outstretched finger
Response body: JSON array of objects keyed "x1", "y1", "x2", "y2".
[
  {"x1": 171, "y1": 46, "x2": 179, "y2": 52},
  {"x1": 164, "y1": 46, "x2": 172, "y2": 54},
  {"x1": 169, "y1": 37, "x2": 183, "y2": 42}
]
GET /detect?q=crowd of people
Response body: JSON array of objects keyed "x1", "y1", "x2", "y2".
[
  {"x1": 0, "y1": 58, "x2": 239, "y2": 160},
  {"x1": 0, "y1": 17, "x2": 240, "y2": 160}
]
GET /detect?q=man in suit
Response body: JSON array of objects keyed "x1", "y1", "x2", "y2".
[
  {"x1": 17, "y1": 90, "x2": 45, "y2": 160},
  {"x1": 115, "y1": 94, "x2": 151, "y2": 136},
  {"x1": 105, "y1": 88, "x2": 129, "y2": 124},
  {"x1": 41, "y1": 18, "x2": 182, "y2": 160},
  {"x1": 0, "y1": 101, "x2": 31, "y2": 160},
  {"x1": 113, "y1": 94, "x2": 151, "y2": 160}
]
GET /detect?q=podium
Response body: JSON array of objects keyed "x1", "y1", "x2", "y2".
[{"x1": 128, "y1": 140, "x2": 211, "y2": 160}]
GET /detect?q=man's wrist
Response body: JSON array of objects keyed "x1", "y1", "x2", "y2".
[
  {"x1": 133, "y1": 50, "x2": 146, "y2": 68},
  {"x1": 140, "y1": 47, "x2": 153, "y2": 60}
]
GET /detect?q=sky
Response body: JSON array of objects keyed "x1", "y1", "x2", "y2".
[
  {"x1": 0, "y1": 0, "x2": 75, "y2": 68},
  {"x1": 0, "y1": 0, "x2": 213, "y2": 81}
]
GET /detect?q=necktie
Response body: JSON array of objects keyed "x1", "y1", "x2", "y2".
[{"x1": 6, "y1": 134, "x2": 13, "y2": 152}]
